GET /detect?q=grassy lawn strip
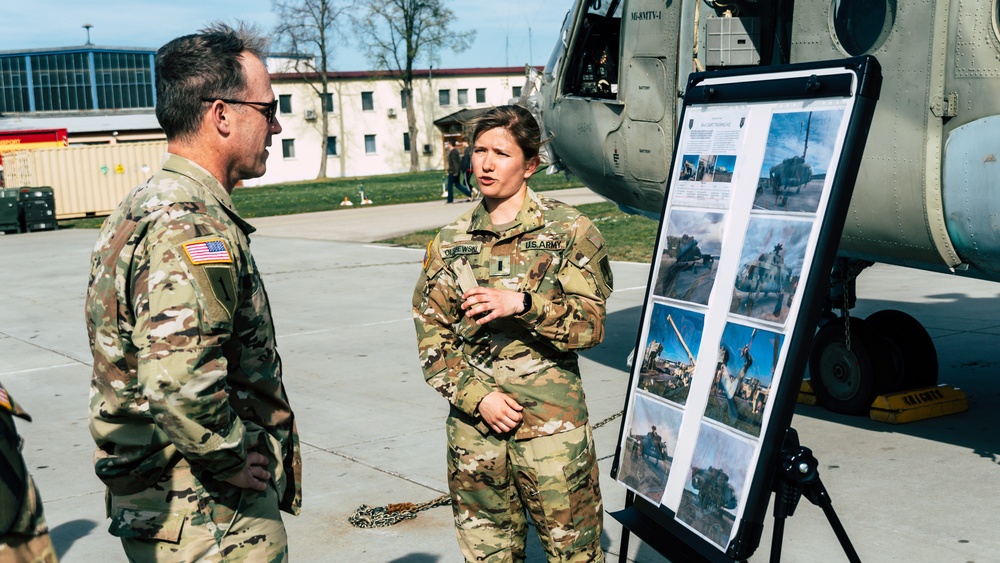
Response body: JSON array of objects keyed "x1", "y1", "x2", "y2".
[
  {"x1": 377, "y1": 201, "x2": 659, "y2": 264},
  {"x1": 57, "y1": 168, "x2": 658, "y2": 265},
  {"x1": 59, "y1": 166, "x2": 585, "y2": 229}
]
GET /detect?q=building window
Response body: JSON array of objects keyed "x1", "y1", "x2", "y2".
[
  {"x1": 321, "y1": 93, "x2": 334, "y2": 112},
  {"x1": 0, "y1": 56, "x2": 31, "y2": 113},
  {"x1": 93, "y1": 51, "x2": 154, "y2": 110},
  {"x1": 365, "y1": 134, "x2": 376, "y2": 154},
  {"x1": 457, "y1": 89, "x2": 468, "y2": 106},
  {"x1": 438, "y1": 89, "x2": 450, "y2": 106},
  {"x1": 326, "y1": 136, "x2": 337, "y2": 156},
  {"x1": 512, "y1": 86, "x2": 522, "y2": 98},
  {"x1": 279, "y1": 94, "x2": 292, "y2": 114},
  {"x1": 476, "y1": 88, "x2": 486, "y2": 104},
  {"x1": 400, "y1": 89, "x2": 408, "y2": 109},
  {"x1": 362, "y1": 91, "x2": 374, "y2": 111},
  {"x1": 403, "y1": 132, "x2": 411, "y2": 152},
  {"x1": 30, "y1": 52, "x2": 93, "y2": 111},
  {"x1": 282, "y1": 139, "x2": 296, "y2": 159}
]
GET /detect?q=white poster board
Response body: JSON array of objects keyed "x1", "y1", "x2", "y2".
[{"x1": 612, "y1": 57, "x2": 881, "y2": 561}]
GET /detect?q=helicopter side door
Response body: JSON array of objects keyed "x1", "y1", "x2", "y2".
[{"x1": 545, "y1": 0, "x2": 683, "y2": 215}]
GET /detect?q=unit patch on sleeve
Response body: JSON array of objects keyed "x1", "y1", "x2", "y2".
[
  {"x1": 183, "y1": 238, "x2": 233, "y2": 265},
  {"x1": 205, "y1": 265, "x2": 238, "y2": 319}
]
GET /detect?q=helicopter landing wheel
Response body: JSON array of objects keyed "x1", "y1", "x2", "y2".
[
  {"x1": 864, "y1": 309, "x2": 938, "y2": 392},
  {"x1": 808, "y1": 317, "x2": 891, "y2": 415}
]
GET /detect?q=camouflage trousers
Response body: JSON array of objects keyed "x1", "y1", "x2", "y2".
[
  {"x1": 0, "y1": 533, "x2": 58, "y2": 563},
  {"x1": 109, "y1": 460, "x2": 287, "y2": 562},
  {"x1": 447, "y1": 414, "x2": 604, "y2": 563},
  {"x1": 1, "y1": 473, "x2": 59, "y2": 563}
]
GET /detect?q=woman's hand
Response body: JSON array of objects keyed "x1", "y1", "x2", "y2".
[
  {"x1": 478, "y1": 391, "x2": 524, "y2": 434},
  {"x1": 461, "y1": 287, "x2": 526, "y2": 325}
]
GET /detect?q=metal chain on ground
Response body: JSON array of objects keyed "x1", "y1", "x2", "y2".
[
  {"x1": 841, "y1": 267, "x2": 852, "y2": 351},
  {"x1": 349, "y1": 494, "x2": 452, "y2": 528},
  {"x1": 347, "y1": 410, "x2": 625, "y2": 528},
  {"x1": 592, "y1": 409, "x2": 623, "y2": 429}
]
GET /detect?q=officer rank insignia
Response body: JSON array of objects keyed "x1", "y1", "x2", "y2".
[{"x1": 183, "y1": 238, "x2": 232, "y2": 265}]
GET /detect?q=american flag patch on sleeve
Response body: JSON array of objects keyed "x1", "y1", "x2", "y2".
[
  {"x1": 0, "y1": 384, "x2": 10, "y2": 412},
  {"x1": 183, "y1": 238, "x2": 233, "y2": 265}
]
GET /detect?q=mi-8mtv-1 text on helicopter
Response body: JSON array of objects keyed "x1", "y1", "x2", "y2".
[{"x1": 524, "y1": 0, "x2": 1000, "y2": 414}]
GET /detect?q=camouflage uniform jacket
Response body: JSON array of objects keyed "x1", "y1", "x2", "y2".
[
  {"x1": 413, "y1": 188, "x2": 614, "y2": 440},
  {"x1": 1, "y1": 381, "x2": 49, "y2": 539},
  {"x1": 85, "y1": 154, "x2": 301, "y2": 515}
]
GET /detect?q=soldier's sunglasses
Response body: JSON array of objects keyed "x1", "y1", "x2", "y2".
[{"x1": 201, "y1": 97, "x2": 278, "y2": 124}]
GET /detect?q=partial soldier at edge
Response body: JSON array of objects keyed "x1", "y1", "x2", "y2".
[{"x1": 0, "y1": 381, "x2": 58, "y2": 563}]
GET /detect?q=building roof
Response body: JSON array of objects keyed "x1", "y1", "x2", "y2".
[
  {"x1": 433, "y1": 107, "x2": 493, "y2": 127},
  {"x1": 0, "y1": 45, "x2": 155, "y2": 56},
  {"x1": 0, "y1": 112, "x2": 160, "y2": 134},
  {"x1": 271, "y1": 66, "x2": 540, "y2": 82}
]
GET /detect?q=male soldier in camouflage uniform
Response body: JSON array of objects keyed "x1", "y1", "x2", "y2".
[
  {"x1": 1, "y1": 381, "x2": 58, "y2": 563},
  {"x1": 413, "y1": 105, "x2": 613, "y2": 562},
  {"x1": 85, "y1": 23, "x2": 300, "y2": 561}
]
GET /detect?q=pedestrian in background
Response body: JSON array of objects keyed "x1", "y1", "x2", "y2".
[
  {"x1": 413, "y1": 105, "x2": 614, "y2": 562},
  {"x1": 446, "y1": 138, "x2": 473, "y2": 203},
  {"x1": 460, "y1": 139, "x2": 478, "y2": 198},
  {"x1": 85, "y1": 23, "x2": 300, "y2": 562},
  {"x1": 1, "y1": 381, "x2": 58, "y2": 563}
]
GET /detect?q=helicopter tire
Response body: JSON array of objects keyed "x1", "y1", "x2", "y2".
[
  {"x1": 808, "y1": 317, "x2": 890, "y2": 415},
  {"x1": 864, "y1": 309, "x2": 938, "y2": 392}
]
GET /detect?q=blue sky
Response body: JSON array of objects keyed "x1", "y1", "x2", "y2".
[
  {"x1": 737, "y1": 216, "x2": 812, "y2": 275},
  {"x1": 718, "y1": 322, "x2": 783, "y2": 387},
  {"x1": 665, "y1": 209, "x2": 725, "y2": 256},
  {"x1": 758, "y1": 109, "x2": 844, "y2": 177},
  {"x1": 2, "y1": 0, "x2": 571, "y2": 71},
  {"x1": 646, "y1": 302, "x2": 704, "y2": 366}
]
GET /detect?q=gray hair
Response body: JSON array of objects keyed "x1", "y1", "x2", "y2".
[{"x1": 155, "y1": 22, "x2": 268, "y2": 141}]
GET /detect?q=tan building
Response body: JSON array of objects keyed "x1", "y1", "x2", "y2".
[{"x1": 252, "y1": 66, "x2": 530, "y2": 186}]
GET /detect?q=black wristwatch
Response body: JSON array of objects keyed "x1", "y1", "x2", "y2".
[{"x1": 521, "y1": 292, "x2": 531, "y2": 314}]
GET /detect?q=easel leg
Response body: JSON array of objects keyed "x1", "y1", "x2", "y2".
[
  {"x1": 618, "y1": 491, "x2": 635, "y2": 563},
  {"x1": 771, "y1": 428, "x2": 861, "y2": 563}
]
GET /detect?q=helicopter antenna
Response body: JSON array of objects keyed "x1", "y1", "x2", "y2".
[{"x1": 802, "y1": 112, "x2": 812, "y2": 160}]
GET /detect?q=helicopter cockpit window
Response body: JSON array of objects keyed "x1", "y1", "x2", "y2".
[
  {"x1": 545, "y1": 5, "x2": 575, "y2": 84},
  {"x1": 830, "y1": 0, "x2": 896, "y2": 56},
  {"x1": 562, "y1": 0, "x2": 623, "y2": 99}
]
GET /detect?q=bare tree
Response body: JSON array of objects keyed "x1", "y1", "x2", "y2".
[
  {"x1": 354, "y1": 0, "x2": 475, "y2": 172},
  {"x1": 272, "y1": 0, "x2": 349, "y2": 179}
]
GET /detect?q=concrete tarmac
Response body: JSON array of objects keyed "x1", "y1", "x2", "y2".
[{"x1": 0, "y1": 188, "x2": 997, "y2": 562}]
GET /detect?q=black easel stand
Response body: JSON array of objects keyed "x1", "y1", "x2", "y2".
[{"x1": 771, "y1": 428, "x2": 861, "y2": 563}]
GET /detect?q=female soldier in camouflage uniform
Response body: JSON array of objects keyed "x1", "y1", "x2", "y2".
[{"x1": 413, "y1": 105, "x2": 613, "y2": 562}]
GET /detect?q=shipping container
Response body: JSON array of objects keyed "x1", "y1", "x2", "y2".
[
  {"x1": 0, "y1": 129, "x2": 68, "y2": 165},
  {"x1": 3, "y1": 141, "x2": 167, "y2": 219}
]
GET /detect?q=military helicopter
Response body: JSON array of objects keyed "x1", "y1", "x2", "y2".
[{"x1": 522, "y1": 0, "x2": 1000, "y2": 414}]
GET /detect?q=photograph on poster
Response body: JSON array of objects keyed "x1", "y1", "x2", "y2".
[
  {"x1": 754, "y1": 109, "x2": 845, "y2": 213},
  {"x1": 730, "y1": 216, "x2": 813, "y2": 324},
  {"x1": 678, "y1": 154, "x2": 737, "y2": 183},
  {"x1": 654, "y1": 210, "x2": 725, "y2": 305},
  {"x1": 618, "y1": 394, "x2": 684, "y2": 503},
  {"x1": 676, "y1": 423, "x2": 755, "y2": 549},
  {"x1": 704, "y1": 321, "x2": 785, "y2": 436},
  {"x1": 638, "y1": 302, "x2": 705, "y2": 405}
]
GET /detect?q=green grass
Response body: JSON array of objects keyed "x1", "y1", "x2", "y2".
[
  {"x1": 57, "y1": 168, "x2": 658, "y2": 263},
  {"x1": 378, "y1": 201, "x2": 659, "y2": 264},
  {"x1": 58, "y1": 165, "x2": 586, "y2": 230}
]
